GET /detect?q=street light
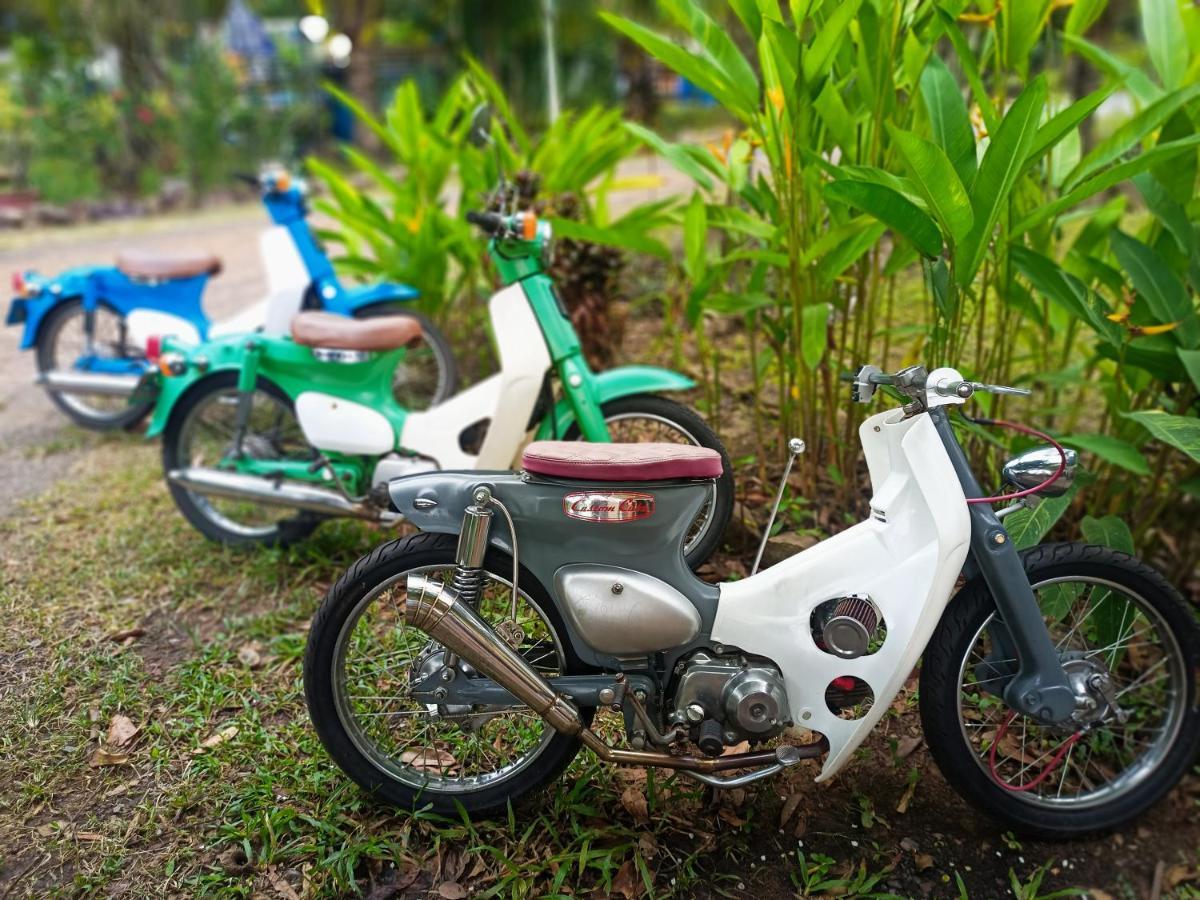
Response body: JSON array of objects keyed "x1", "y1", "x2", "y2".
[{"x1": 299, "y1": 15, "x2": 330, "y2": 44}]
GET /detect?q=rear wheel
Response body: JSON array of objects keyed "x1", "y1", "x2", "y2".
[
  {"x1": 36, "y1": 298, "x2": 153, "y2": 430},
  {"x1": 304, "y1": 532, "x2": 591, "y2": 816},
  {"x1": 565, "y1": 394, "x2": 733, "y2": 568},
  {"x1": 352, "y1": 306, "x2": 456, "y2": 411},
  {"x1": 162, "y1": 371, "x2": 320, "y2": 547},
  {"x1": 920, "y1": 543, "x2": 1200, "y2": 839}
]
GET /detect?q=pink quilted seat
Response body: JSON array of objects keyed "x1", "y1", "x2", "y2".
[{"x1": 521, "y1": 441, "x2": 723, "y2": 482}]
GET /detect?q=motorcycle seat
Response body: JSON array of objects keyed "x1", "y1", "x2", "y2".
[
  {"x1": 290, "y1": 311, "x2": 423, "y2": 351},
  {"x1": 116, "y1": 249, "x2": 222, "y2": 280},
  {"x1": 522, "y1": 441, "x2": 723, "y2": 482}
]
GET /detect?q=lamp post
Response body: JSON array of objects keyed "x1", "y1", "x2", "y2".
[{"x1": 541, "y1": 0, "x2": 560, "y2": 123}]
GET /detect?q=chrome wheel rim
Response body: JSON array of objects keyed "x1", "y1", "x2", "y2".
[
  {"x1": 176, "y1": 387, "x2": 313, "y2": 538},
  {"x1": 956, "y1": 575, "x2": 1186, "y2": 809},
  {"x1": 42, "y1": 304, "x2": 140, "y2": 420},
  {"x1": 593, "y1": 411, "x2": 719, "y2": 557},
  {"x1": 331, "y1": 565, "x2": 565, "y2": 794}
]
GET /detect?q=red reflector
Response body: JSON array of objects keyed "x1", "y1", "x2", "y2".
[
  {"x1": 11, "y1": 272, "x2": 24, "y2": 294},
  {"x1": 830, "y1": 676, "x2": 858, "y2": 692},
  {"x1": 145, "y1": 335, "x2": 162, "y2": 361}
]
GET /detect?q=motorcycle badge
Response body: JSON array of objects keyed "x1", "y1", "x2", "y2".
[{"x1": 563, "y1": 491, "x2": 655, "y2": 523}]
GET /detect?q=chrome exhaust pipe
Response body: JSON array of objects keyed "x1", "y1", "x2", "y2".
[
  {"x1": 168, "y1": 467, "x2": 396, "y2": 522},
  {"x1": 403, "y1": 575, "x2": 829, "y2": 776},
  {"x1": 38, "y1": 370, "x2": 144, "y2": 397},
  {"x1": 406, "y1": 575, "x2": 583, "y2": 735}
]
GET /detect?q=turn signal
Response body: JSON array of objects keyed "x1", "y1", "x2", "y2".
[
  {"x1": 11, "y1": 272, "x2": 24, "y2": 295},
  {"x1": 158, "y1": 352, "x2": 186, "y2": 377},
  {"x1": 273, "y1": 171, "x2": 291, "y2": 192},
  {"x1": 145, "y1": 335, "x2": 162, "y2": 362},
  {"x1": 522, "y1": 213, "x2": 538, "y2": 240}
]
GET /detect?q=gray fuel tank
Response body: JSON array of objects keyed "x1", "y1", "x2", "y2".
[{"x1": 554, "y1": 564, "x2": 701, "y2": 656}]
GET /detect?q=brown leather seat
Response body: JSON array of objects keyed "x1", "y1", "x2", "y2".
[
  {"x1": 291, "y1": 311, "x2": 423, "y2": 351},
  {"x1": 116, "y1": 249, "x2": 222, "y2": 280},
  {"x1": 522, "y1": 441, "x2": 724, "y2": 481}
]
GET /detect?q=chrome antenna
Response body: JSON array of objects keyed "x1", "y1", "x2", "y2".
[{"x1": 750, "y1": 438, "x2": 805, "y2": 576}]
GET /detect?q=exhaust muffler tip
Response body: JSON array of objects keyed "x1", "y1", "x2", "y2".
[{"x1": 404, "y1": 574, "x2": 457, "y2": 632}]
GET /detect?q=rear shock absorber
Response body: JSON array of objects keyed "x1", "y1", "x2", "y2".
[
  {"x1": 453, "y1": 487, "x2": 494, "y2": 606},
  {"x1": 444, "y1": 487, "x2": 494, "y2": 668}
]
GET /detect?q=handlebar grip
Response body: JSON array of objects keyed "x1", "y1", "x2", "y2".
[
  {"x1": 232, "y1": 172, "x2": 260, "y2": 187},
  {"x1": 466, "y1": 210, "x2": 505, "y2": 235}
]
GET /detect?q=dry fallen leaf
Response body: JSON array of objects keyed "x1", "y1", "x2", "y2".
[
  {"x1": 265, "y1": 864, "x2": 301, "y2": 900},
  {"x1": 914, "y1": 852, "x2": 934, "y2": 872},
  {"x1": 896, "y1": 778, "x2": 919, "y2": 814},
  {"x1": 611, "y1": 859, "x2": 640, "y2": 899},
  {"x1": 436, "y1": 882, "x2": 467, "y2": 900},
  {"x1": 779, "y1": 793, "x2": 804, "y2": 829},
  {"x1": 237, "y1": 641, "x2": 264, "y2": 669},
  {"x1": 637, "y1": 832, "x2": 658, "y2": 859},
  {"x1": 192, "y1": 725, "x2": 238, "y2": 754},
  {"x1": 107, "y1": 627, "x2": 145, "y2": 643},
  {"x1": 399, "y1": 748, "x2": 456, "y2": 772},
  {"x1": 106, "y1": 714, "x2": 140, "y2": 749},
  {"x1": 895, "y1": 735, "x2": 922, "y2": 759},
  {"x1": 88, "y1": 748, "x2": 130, "y2": 767},
  {"x1": 717, "y1": 807, "x2": 747, "y2": 827},
  {"x1": 722, "y1": 740, "x2": 751, "y2": 756},
  {"x1": 620, "y1": 786, "x2": 649, "y2": 822}
]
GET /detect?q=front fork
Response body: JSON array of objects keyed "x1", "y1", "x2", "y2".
[
  {"x1": 929, "y1": 409, "x2": 1077, "y2": 724},
  {"x1": 557, "y1": 353, "x2": 611, "y2": 442},
  {"x1": 231, "y1": 340, "x2": 263, "y2": 458}
]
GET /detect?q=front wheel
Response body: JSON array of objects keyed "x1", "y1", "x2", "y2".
[
  {"x1": 304, "y1": 532, "x2": 592, "y2": 816},
  {"x1": 565, "y1": 394, "x2": 734, "y2": 569},
  {"x1": 920, "y1": 543, "x2": 1200, "y2": 839}
]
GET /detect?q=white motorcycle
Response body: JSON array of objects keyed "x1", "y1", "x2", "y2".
[{"x1": 303, "y1": 362, "x2": 1200, "y2": 838}]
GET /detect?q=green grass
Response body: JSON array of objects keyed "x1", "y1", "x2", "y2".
[{"x1": 1, "y1": 434, "x2": 1194, "y2": 897}]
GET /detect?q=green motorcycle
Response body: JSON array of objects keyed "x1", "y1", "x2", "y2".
[{"x1": 146, "y1": 207, "x2": 733, "y2": 564}]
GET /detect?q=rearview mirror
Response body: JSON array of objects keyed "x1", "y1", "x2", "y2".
[{"x1": 467, "y1": 105, "x2": 493, "y2": 148}]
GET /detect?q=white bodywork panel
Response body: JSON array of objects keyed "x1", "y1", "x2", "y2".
[
  {"x1": 400, "y1": 284, "x2": 549, "y2": 470},
  {"x1": 295, "y1": 392, "x2": 395, "y2": 455},
  {"x1": 210, "y1": 226, "x2": 309, "y2": 338},
  {"x1": 126, "y1": 309, "x2": 202, "y2": 347},
  {"x1": 712, "y1": 409, "x2": 971, "y2": 781}
]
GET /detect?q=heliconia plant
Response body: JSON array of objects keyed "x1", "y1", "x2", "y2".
[{"x1": 603, "y1": 0, "x2": 1199, "y2": 575}]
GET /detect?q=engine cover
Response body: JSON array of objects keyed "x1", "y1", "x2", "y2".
[
  {"x1": 554, "y1": 564, "x2": 701, "y2": 656},
  {"x1": 671, "y1": 651, "x2": 790, "y2": 743}
]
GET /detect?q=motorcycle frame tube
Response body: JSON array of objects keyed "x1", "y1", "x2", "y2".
[{"x1": 927, "y1": 407, "x2": 1076, "y2": 722}]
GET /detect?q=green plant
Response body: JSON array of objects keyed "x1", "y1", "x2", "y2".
[{"x1": 603, "y1": 0, "x2": 1199, "y2": 571}]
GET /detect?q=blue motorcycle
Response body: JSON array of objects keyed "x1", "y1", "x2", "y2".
[{"x1": 6, "y1": 170, "x2": 455, "y2": 430}]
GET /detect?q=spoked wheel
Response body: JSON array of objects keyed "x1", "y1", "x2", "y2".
[
  {"x1": 36, "y1": 298, "x2": 153, "y2": 430},
  {"x1": 162, "y1": 372, "x2": 320, "y2": 546},
  {"x1": 565, "y1": 394, "x2": 733, "y2": 568},
  {"x1": 921, "y1": 543, "x2": 1200, "y2": 838},
  {"x1": 352, "y1": 307, "x2": 456, "y2": 411},
  {"x1": 304, "y1": 532, "x2": 591, "y2": 816}
]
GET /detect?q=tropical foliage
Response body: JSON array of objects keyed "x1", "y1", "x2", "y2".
[{"x1": 598, "y1": 0, "x2": 1200, "y2": 576}]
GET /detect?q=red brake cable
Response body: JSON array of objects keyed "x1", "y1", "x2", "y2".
[
  {"x1": 960, "y1": 416, "x2": 1068, "y2": 506},
  {"x1": 987, "y1": 710, "x2": 1082, "y2": 792}
]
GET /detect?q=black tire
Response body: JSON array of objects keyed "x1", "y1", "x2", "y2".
[
  {"x1": 920, "y1": 542, "x2": 1200, "y2": 839},
  {"x1": 162, "y1": 371, "x2": 320, "y2": 547},
  {"x1": 35, "y1": 298, "x2": 154, "y2": 431},
  {"x1": 564, "y1": 394, "x2": 733, "y2": 569},
  {"x1": 304, "y1": 532, "x2": 593, "y2": 816},
  {"x1": 352, "y1": 305, "x2": 457, "y2": 409}
]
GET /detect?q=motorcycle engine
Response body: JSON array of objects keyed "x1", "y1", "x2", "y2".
[{"x1": 668, "y1": 650, "x2": 790, "y2": 754}]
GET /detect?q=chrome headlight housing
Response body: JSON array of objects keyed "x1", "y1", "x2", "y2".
[
  {"x1": 1001, "y1": 446, "x2": 1078, "y2": 498},
  {"x1": 538, "y1": 220, "x2": 555, "y2": 268}
]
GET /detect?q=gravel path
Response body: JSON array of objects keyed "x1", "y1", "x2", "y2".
[{"x1": 0, "y1": 203, "x2": 267, "y2": 517}]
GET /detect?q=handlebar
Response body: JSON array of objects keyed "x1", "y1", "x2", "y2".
[
  {"x1": 232, "y1": 172, "x2": 260, "y2": 187},
  {"x1": 845, "y1": 364, "x2": 1032, "y2": 407},
  {"x1": 466, "y1": 210, "x2": 506, "y2": 235}
]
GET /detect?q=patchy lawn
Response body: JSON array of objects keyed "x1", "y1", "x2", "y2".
[{"x1": 0, "y1": 433, "x2": 1198, "y2": 898}]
